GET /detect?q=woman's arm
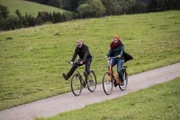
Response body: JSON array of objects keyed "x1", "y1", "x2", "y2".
[{"x1": 106, "y1": 49, "x2": 112, "y2": 57}]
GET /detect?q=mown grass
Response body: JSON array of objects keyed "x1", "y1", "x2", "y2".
[
  {"x1": 0, "y1": 10, "x2": 180, "y2": 110},
  {"x1": 38, "y1": 78, "x2": 180, "y2": 120},
  {"x1": 0, "y1": 0, "x2": 67, "y2": 16},
  {"x1": 37, "y1": 77, "x2": 180, "y2": 120}
]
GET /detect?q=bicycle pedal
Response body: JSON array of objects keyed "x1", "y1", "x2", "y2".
[
  {"x1": 88, "y1": 80, "x2": 93, "y2": 83},
  {"x1": 82, "y1": 82, "x2": 86, "y2": 88}
]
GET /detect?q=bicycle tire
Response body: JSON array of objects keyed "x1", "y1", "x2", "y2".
[
  {"x1": 87, "y1": 70, "x2": 97, "y2": 92},
  {"x1": 119, "y1": 69, "x2": 128, "y2": 91},
  {"x1": 102, "y1": 72, "x2": 113, "y2": 95},
  {"x1": 71, "y1": 74, "x2": 82, "y2": 96}
]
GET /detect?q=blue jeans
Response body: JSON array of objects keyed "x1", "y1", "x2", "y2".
[{"x1": 108, "y1": 58, "x2": 124, "y2": 82}]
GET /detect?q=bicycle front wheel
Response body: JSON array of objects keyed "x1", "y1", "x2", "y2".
[
  {"x1": 71, "y1": 74, "x2": 82, "y2": 96},
  {"x1": 87, "y1": 70, "x2": 97, "y2": 92},
  {"x1": 119, "y1": 69, "x2": 128, "y2": 91},
  {"x1": 102, "y1": 72, "x2": 113, "y2": 95}
]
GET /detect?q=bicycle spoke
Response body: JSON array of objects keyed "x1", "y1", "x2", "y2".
[
  {"x1": 87, "y1": 70, "x2": 97, "y2": 92},
  {"x1": 119, "y1": 69, "x2": 128, "y2": 91},
  {"x1": 71, "y1": 74, "x2": 82, "y2": 96}
]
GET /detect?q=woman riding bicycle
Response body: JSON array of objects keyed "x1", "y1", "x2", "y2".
[{"x1": 105, "y1": 35, "x2": 125, "y2": 86}]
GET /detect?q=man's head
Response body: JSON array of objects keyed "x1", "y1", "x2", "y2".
[{"x1": 77, "y1": 40, "x2": 83, "y2": 48}]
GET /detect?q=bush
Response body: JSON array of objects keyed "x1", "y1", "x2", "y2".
[
  {"x1": 0, "y1": 4, "x2": 9, "y2": 19},
  {"x1": 6, "y1": 15, "x2": 20, "y2": 30},
  {"x1": 63, "y1": 12, "x2": 73, "y2": 21},
  {"x1": 76, "y1": 0, "x2": 106, "y2": 18},
  {"x1": 15, "y1": 9, "x2": 22, "y2": 19},
  {"x1": 0, "y1": 5, "x2": 10, "y2": 30},
  {"x1": 37, "y1": 11, "x2": 50, "y2": 23},
  {"x1": 1, "y1": 0, "x2": 180, "y2": 31},
  {"x1": 147, "y1": 0, "x2": 180, "y2": 12},
  {"x1": 0, "y1": 18, "x2": 7, "y2": 30},
  {"x1": 24, "y1": 14, "x2": 36, "y2": 27}
]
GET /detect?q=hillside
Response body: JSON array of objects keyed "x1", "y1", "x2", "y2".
[
  {"x1": 0, "y1": 10, "x2": 180, "y2": 110},
  {"x1": 0, "y1": 0, "x2": 67, "y2": 16}
]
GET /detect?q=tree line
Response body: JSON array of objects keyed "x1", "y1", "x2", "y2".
[
  {"x1": 0, "y1": 0, "x2": 180, "y2": 31},
  {"x1": 0, "y1": 4, "x2": 73, "y2": 31},
  {"x1": 27, "y1": 0, "x2": 180, "y2": 14}
]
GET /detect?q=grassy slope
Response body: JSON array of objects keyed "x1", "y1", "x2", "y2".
[
  {"x1": 38, "y1": 77, "x2": 180, "y2": 120},
  {"x1": 0, "y1": 10, "x2": 180, "y2": 110},
  {"x1": 0, "y1": 0, "x2": 67, "y2": 16}
]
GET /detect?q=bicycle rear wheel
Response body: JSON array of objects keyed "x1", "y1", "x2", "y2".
[
  {"x1": 87, "y1": 70, "x2": 97, "y2": 92},
  {"x1": 119, "y1": 69, "x2": 128, "y2": 91},
  {"x1": 102, "y1": 72, "x2": 113, "y2": 95},
  {"x1": 71, "y1": 74, "x2": 82, "y2": 96}
]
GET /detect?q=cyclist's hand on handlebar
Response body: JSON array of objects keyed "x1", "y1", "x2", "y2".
[
  {"x1": 105, "y1": 56, "x2": 109, "y2": 58},
  {"x1": 117, "y1": 55, "x2": 121, "y2": 58},
  {"x1": 70, "y1": 61, "x2": 74, "y2": 64},
  {"x1": 79, "y1": 61, "x2": 83, "y2": 64}
]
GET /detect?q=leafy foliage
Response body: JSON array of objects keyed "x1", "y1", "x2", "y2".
[
  {"x1": 0, "y1": 5, "x2": 73, "y2": 31},
  {"x1": 1, "y1": 0, "x2": 180, "y2": 30},
  {"x1": 75, "y1": 0, "x2": 105, "y2": 18},
  {"x1": 27, "y1": 0, "x2": 180, "y2": 15},
  {"x1": 0, "y1": 4, "x2": 9, "y2": 18}
]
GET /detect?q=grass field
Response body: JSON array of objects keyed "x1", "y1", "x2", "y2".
[
  {"x1": 0, "y1": 0, "x2": 67, "y2": 16},
  {"x1": 0, "y1": 10, "x2": 180, "y2": 111},
  {"x1": 37, "y1": 77, "x2": 180, "y2": 120}
]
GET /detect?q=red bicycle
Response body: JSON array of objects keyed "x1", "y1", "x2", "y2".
[{"x1": 102, "y1": 57, "x2": 128, "y2": 95}]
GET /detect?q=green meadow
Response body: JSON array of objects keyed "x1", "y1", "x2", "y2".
[
  {"x1": 0, "y1": 10, "x2": 180, "y2": 110},
  {"x1": 38, "y1": 77, "x2": 180, "y2": 120},
  {"x1": 0, "y1": 0, "x2": 66, "y2": 16}
]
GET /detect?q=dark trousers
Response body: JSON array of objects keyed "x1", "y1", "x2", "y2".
[{"x1": 67, "y1": 57, "x2": 92, "y2": 78}]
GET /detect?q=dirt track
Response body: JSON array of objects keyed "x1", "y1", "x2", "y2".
[{"x1": 0, "y1": 63, "x2": 180, "y2": 120}]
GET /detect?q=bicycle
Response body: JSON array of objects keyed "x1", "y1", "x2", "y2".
[
  {"x1": 68, "y1": 62, "x2": 97, "y2": 96},
  {"x1": 102, "y1": 56, "x2": 128, "y2": 95}
]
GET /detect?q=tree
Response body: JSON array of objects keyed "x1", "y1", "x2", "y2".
[
  {"x1": 0, "y1": 4, "x2": 9, "y2": 19},
  {"x1": 155, "y1": 0, "x2": 180, "y2": 11},
  {"x1": 76, "y1": 0, "x2": 105, "y2": 18},
  {"x1": 47, "y1": 0, "x2": 61, "y2": 8},
  {"x1": 6, "y1": 15, "x2": 20, "y2": 30},
  {"x1": 15, "y1": 9, "x2": 22, "y2": 19}
]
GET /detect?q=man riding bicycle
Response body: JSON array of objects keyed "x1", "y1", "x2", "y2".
[
  {"x1": 105, "y1": 35, "x2": 125, "y2": 86},
  {"x1": 62, "y1": 40, "x2": 92, "y2": 81}
]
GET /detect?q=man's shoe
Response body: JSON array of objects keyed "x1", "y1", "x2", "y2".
[
  {"x1": 62, "y1": 73, "x2": 68, "y2": 80},
  {"x1": 82, "y1": 81, "x2": 86, "y2": 88}
]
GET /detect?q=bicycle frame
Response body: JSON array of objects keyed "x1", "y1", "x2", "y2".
[
  {"x1": 107, "y1": 56, "x2": 118, "y2": 78},
  {"x1": 69, "y1": 61, "x2": 97, "y2": 96},
  {"x1": 68, "y1": 62, "x2": 85, "y2": 82},
  {"x1": 106, "y1": 56, "x2": 123, "y2": 83},
  {"x1": 109, "y1": 64, "x2": 115, "y2": 80},
  {"x1": 102, "y1": 57, "x2": 128, "y2": 95}
]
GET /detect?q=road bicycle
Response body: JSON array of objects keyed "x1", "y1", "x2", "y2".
[
  {"x1": 102, "y1": 57, "x2": 128, "y2": 95},
  {"x1": 68, "y1": 62, "x2": 97, "y2": 96}
]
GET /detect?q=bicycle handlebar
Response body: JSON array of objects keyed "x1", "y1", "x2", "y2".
[
  {"x1": 67, "y1": 61, "x2": 83, "y2": 65},
  {"x1": 105, "y1": 56, "x2": 118, "y2": 59}
]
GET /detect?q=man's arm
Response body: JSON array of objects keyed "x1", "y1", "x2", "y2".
[
  {"x1": 71, "y1": 47, "x2": 77, "y2": 62},
  {"x1": 82, "y1": 46, "x2": 89, "y2": 62}
]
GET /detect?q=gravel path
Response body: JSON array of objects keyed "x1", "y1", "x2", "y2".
[{"x1": 0, "y1": 63, "x2": 180, "y2": 120}]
